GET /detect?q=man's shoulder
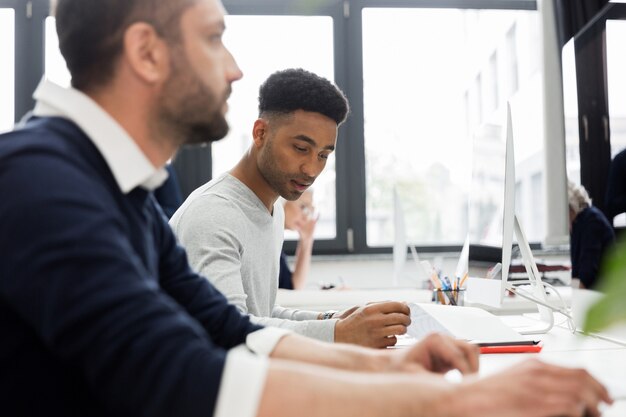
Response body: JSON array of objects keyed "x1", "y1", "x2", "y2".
[
  {"x1": 0, "y1": 117, "x2": 93, "y2": 164},
  {"x1": 171, "y1": 182, "x2": 248, "y2": 233},
  {"x1": 198, "y1": 173, "x2": 255, "y2": 201},
  {"x1": 182, "y1": 175, "x2": 259, "y2": 213},
  {"x1": 0, "y1": 118, "x2": 113, "y2": 204}
]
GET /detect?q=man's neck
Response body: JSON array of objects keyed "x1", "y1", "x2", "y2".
[
  {"x1": 230, "y1": 152, "x2": 279, "y2": 212},
  {"x1": 89, "y1": 86, "x2": 177, "y2": 169}
]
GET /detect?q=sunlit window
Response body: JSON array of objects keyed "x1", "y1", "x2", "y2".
[
  {"x1": 607, "y1": 20, "x2": 626, "y2": 157},
  {"x1": 362, "y1": 8, "x2": 543, "y2": 246},
  {"x1": 44, "y1": 17, "x2": 71, "y2": 87},
  {"x1": 562, "y1": 38, "x2": 580, "y2": 183},
  {"x1": 219, "y1": 15, "x2": 336, "y2": 239}
]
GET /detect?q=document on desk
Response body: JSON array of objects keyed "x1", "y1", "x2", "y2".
[{"x1": 407, "y1": 303, "x2": 532, "y2": 344}]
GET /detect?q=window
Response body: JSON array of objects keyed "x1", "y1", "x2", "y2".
[
  {"x1": 506, "y1": 25, "x2": 519, "y2": 95},
  {"x1": 0, "y1": 8, "x2": 15, "y2": 133},
  {"x1": 216, "y1": 15, "x2": 337, "y2": 239},
  {"x1": 606, "y1": 19, "x2": 626, "y2": 226},
  {"x1": 44, "y1": 16, "x2": 70, "y2": 87},
  {"x1": 487, "y1": 51, "x2": 499, "y2": 115},
  {"x1": 606, "y1": 20, "x2": 626, "y2": 158},
  {"x1": 362, "y1": 8, "x2": 542, "y2": 247},
  {"x1": 562, "y1": 38, "x2": 581, "y2": 183},
  {"x1": 6, "y1": 0, "x2": 563, "y2": 255}
]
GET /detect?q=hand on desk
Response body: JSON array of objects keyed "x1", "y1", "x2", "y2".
[
  {"x1": 457, "y1": 359, "x2": 612, "y2": 417},
  {"x1": 334, "y1": 301, "x2": 411, "y2": 349},
  {"x1": 267, "y1": 332, "x2": 611, "y2": 417},
  {"x1": 386, "y1": 332, "x2": 479, "y2": 374}
]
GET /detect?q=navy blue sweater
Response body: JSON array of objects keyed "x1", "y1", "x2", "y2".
[
  {"x1": 0, "y1": 117, "x2": 262, "y2": 417},
  {"x1": 570, "y1": 206, "x2": 615, "y2": 289}
]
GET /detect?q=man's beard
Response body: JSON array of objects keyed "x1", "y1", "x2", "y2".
[
  {"x1": 183, "y1": 110, "x2": 229, "y2": 145},
  {"x1": 258, "y1": 138, "x2": 314, "y2": 201},
  {"x1": 157, "y1": 54, "x2": 231, "y2": 146}
]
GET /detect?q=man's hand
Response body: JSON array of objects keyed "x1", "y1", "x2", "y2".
[
  {"x1": 454, "y1": 359, "x2": 613, "y2": 417},
  {"x1": 334, "y1": 301, "x2": 410, "y2": 348},
  {"x1": 386, "y1": 333, "x2": 479, "y2": 374}
]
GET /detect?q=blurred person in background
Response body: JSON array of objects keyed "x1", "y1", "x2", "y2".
[
  {"x1": 568, "y1": 180, "x2": 615, "y2": 289},
  {"x1": 279, "y1": 190, "x2": 317, "y2": 290}
]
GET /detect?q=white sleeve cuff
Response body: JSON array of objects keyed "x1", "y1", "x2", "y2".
[
  {"x1": 213, "y1": 345, "x2": 268, "y2": 417},
  {"x1": 246, "y1": 327, "x2": 292, "y2": 356}
]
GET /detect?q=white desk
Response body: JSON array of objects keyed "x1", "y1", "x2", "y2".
[
  {"x1": 278, "y1": 287, "x2": 626, "y2": 416},
  {"x1": 479, "y1": 344, "x2": 626, "y2": 416},
  {"x1": 276, "y1": 286, "x2": 572, "y2": 315},
  {"x1": 276, "y1": 288, "x2": 432, "y2": 312}
]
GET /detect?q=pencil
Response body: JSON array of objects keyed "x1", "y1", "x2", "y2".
[{"x1": 479, "y1": 344, "x2": 542, "y2": 354}]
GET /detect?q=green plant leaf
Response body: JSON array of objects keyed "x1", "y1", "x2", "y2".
[{"x1": 583, "y1": 235, "x2": 626, "y2": 333}]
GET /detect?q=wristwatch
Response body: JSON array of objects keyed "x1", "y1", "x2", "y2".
[{"x1": 321, "y1": 310, "x2": 337, "y2": 320}]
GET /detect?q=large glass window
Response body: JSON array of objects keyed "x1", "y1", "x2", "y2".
[
  {"x1": 44, "y1": 16, "x2": 71, "y2": 87},
  {"x1": 0, "y1": 8, "x2": 15, "y2": 133},
  {"x1": 362, "y1": 8, "x2": 543, "y2": 247},
  {"x1": 606, "y1": 20, "x2": 626, "y2": 157},
  {"x1": 606, "y1": 19, "x2": 626, "y2": 226},
  {"x1": 218, "y1": 15, "x2": 336, "y2": 239},
  {"x1": 562, "y1": 38, "x2": 580, "y2": 184}
]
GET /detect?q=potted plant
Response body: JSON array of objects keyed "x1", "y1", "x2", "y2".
[{"x1": 584, "y1": 235, "x2": 626, "y2": 333}]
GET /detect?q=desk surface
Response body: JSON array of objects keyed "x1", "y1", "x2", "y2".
[
  {"x1": 479, "y1": 349, "x2": 626, "y2": 416},
  {"x1": 276, "y1": 286, "x2": 572, "y2": 315},
  {"x1": 276, "y1": 288, "x2": 432, "y2": 312},
  {"x1": 277, "y1": 287, "x2": 626, "y2": 416}
]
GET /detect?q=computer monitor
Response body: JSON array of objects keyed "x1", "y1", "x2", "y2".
[{"x1": 467, "y1": 103, "x2": 554, "y2": 334}]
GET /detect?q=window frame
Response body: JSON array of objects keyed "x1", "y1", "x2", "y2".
[
  {"x1": 570, "y1": 3, "x2": 626, "y2": 219},
  {"x1": 12, "y1": 0, "x2": 581, "y2": 257},
  {"x1": 2, "y1": 0, "x2": 48, "y2": 125},
  {"x1": 223, "y1": 0, "x2": 351, "y2": 254},
  {"x1": 225, "y1": 1, "x2": 537, "y2": 255}
]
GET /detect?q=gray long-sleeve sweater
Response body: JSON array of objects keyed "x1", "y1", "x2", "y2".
[{"x1": 170, "y1": 173, "x2": 336, "y2": 342}]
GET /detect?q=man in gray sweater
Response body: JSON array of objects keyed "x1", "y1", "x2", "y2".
[{"x1": 171, "y1": 68, "x2": 411, "y2": 348}]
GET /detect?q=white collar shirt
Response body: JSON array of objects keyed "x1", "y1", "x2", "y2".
[{"x1": 32, "y1": 79, "x2": 168, "y2": 193}]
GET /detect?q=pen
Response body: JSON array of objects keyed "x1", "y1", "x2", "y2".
[
  {"x1": 479, "y1": 344, "x2": 543, "y2": 354},
  {"x1": 459, "y1": 272, "x2": 469, "y2": 288},
  {"x1": 446, "y1": 289, "x2": 457, "y2": 306},
  {"x1": 474, "y1": 340, "x2": 540, "y2": 347}
]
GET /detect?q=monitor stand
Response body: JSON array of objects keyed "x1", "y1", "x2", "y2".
[{"x1": 505, "y1": 215, "x2": 554, "y2": 335}]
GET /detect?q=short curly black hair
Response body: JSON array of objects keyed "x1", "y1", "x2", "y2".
[{"x1": 258, "y1": 68, "x2": 350, "y2": 126}]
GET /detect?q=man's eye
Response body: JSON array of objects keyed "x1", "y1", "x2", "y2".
[{"x1": 295, "y1": 146, "x2": 307, "y2": 152}]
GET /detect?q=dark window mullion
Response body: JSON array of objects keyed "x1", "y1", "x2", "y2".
[
  {"x1": 574, "y1": 10, "x2": 611, "y2": 215},
  {"x1": 13, "y1": 0, "x2": 48, "y2": 123}
]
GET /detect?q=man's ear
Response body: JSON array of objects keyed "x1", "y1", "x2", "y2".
[
  {"x1": 252, "y1": 118, "x2": 269, "y2": 148},
  {"x1": 122, "y1": 22, "x2": 169, "y2": 84}
]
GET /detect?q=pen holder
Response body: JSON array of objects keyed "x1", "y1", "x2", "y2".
[{"x1": 432, "y1": 288, "x2": 465, "y2": 306}]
